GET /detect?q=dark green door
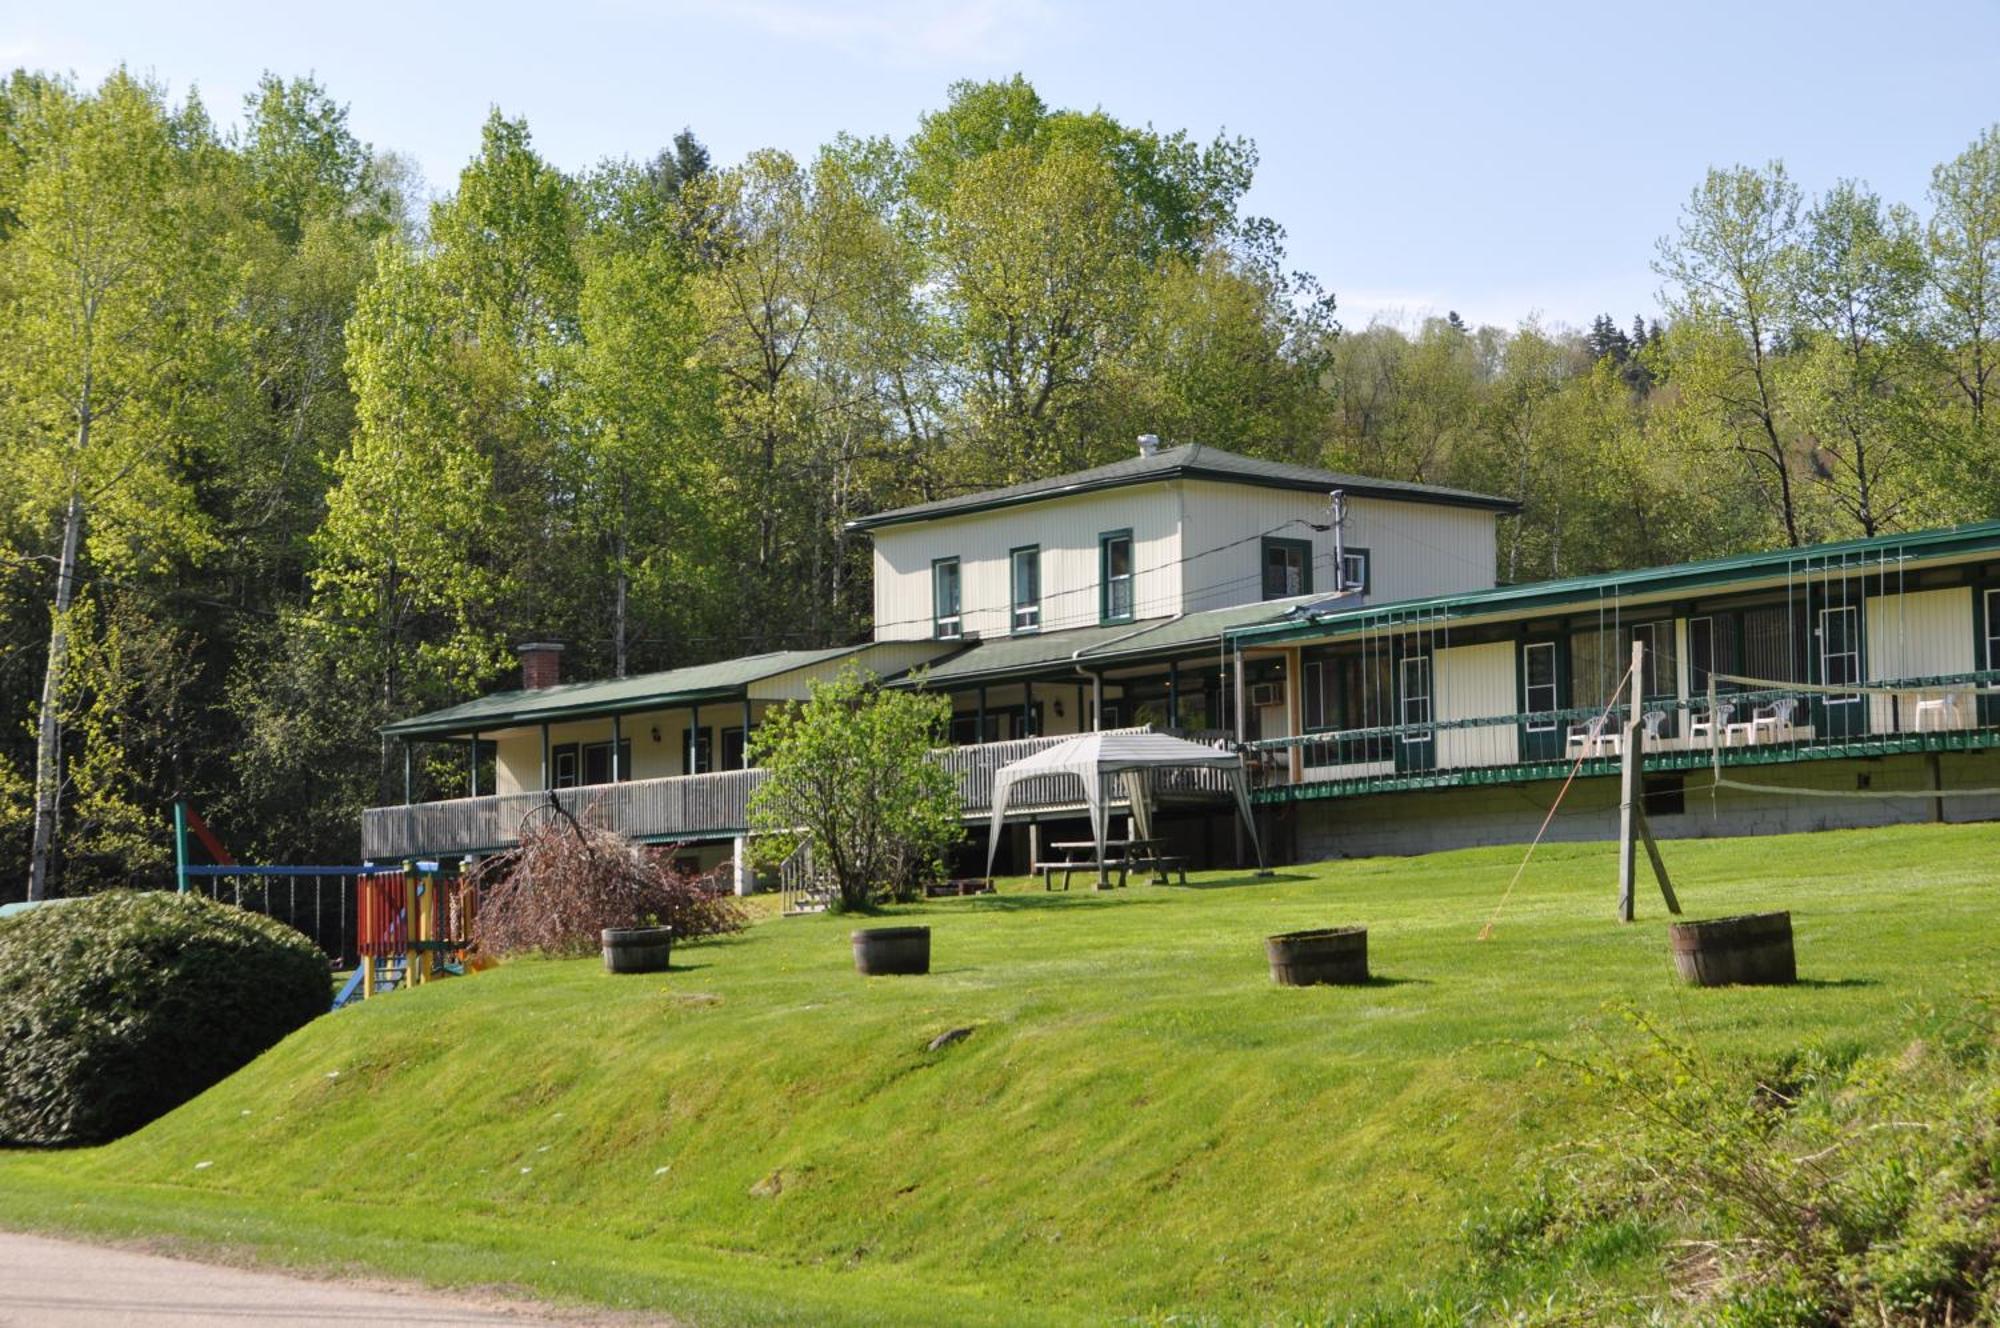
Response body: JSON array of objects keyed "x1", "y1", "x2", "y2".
[
  {"x1": 1520, "y1": 640, "x2": 1563, "y2": 761},
  {"x1": 1394, "y1": 646, "x2": 1434, "y2": 773},
  {"x1": 1812, "y1": 602, "x2": 1867, "y2": 739}
]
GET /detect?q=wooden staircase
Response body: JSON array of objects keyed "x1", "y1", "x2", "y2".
[{"x1": 779, "y1": 841, "x2": 834, "y2": 915}]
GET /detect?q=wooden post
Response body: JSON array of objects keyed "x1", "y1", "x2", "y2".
[
  {"x1": 469, "y1": 731, "x2": 480, "y2": 797},
  {"x1": 1618, "y1": 641, "x2": 1644, "y2": 922},
  {"x1": 1618, "y1": 640, "x2": 1681, "y2": 921},
  {"x1": 540, "y1": 724, "x2": 551, "y2": 790},
  {"x1": 402, "y1": 741, "x2": 414, "y2": 805},
  {"x1": 975, "y1": 685, "x2": 987, "y2": 742},
  {"x1": 1091, "y1": 674, "x2": 1103, "y2": 731},
  {"x1": 1284, "y1": 646, "x2": 1304, "y2": 786},
  {"x1": 610, "y1": 715, "x2": 622, "y2": 782},
  {"x1": 1232, "y1": 643, "x2": 1248, "y2": 745},
  {"x1": 1167, "y1": 660, "x2": 1180, "y2": 730}
]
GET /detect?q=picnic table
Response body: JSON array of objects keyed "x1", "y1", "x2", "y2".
[{"x1": 1037, "y1": 838, "x2": 1187, "y2": 891}]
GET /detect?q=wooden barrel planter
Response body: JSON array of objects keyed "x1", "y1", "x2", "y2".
[
  {"x1": 1266, "y1": 927, "x2": 1369, "y2": 986},
  {"x1": 852, "y1": 926, "x2": 931, "y2": 976},
  {"x1": 601, "y1": 925, "x2": 672, "y2": 974},
  {"x1": 1669, "y1": 911, "x2": 1795, "y2": 987}
]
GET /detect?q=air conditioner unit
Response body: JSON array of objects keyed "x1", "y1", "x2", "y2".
[{"x1": 1249, "y1": 681, "x2": 1284, "y2": 708}]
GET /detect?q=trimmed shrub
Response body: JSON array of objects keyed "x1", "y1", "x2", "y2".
[{"x1": 0, "y1": 891, "x2": 329, "y2": 1145}]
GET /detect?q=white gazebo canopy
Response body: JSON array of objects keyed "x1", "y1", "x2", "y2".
[{"x1": 983, "y1": 730, "x2": 1264, "y2": 882}]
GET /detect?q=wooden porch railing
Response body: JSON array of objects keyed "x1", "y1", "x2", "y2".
[{"x1": 362, "y1": 727, "x2": 1245, "y2": 861}]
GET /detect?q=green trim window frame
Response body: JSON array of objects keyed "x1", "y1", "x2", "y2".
[
  {"x1": 550, "y1": 743, "x2": 581, "y2": 789},
  {"x1": 1010, "y1": 545, "x2": 1041, "y2": 633},
  {"x1": 1398, "y1": 653, "x2": 1432, "y2": 739},
  {"x1": 932, "y1": 557, "x2": 962, "y2": 639},
  {"x1": 1818, "y1": 603, "x2": 1862, "y2": 704},
  {"x1": 1338, "y1": 547, "x2": 1371, "y2": 595},
  {"x1": 1261, "y1": 536, "x2": 1314, "y2": 600},
  {"x1": 1099, "y1": 529, "x2": 1135, "y2": 623},
  {"x1": 1631, "y1": 619, "x2": 1677, "y2": 700},
  {"x1": 1522, "y1": 641, "x2": 1558, "y2": 733},
  {"x1": 721, "y1": 726, "x2": 746, "y2": 771},
  {"x1": 1985, "y1": 588, "x2": 2000, "y2": 672}
]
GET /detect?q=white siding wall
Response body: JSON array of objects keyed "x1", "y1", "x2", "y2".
[
  {"x1": 869, "y1": 480, "x2": 1499, "y2": 641},
  {"x1": 1434, "y1": 640, "x2": 1518, "y2": 769},
  {"x1": 870, "y1": 487, "x2": 1184, "y2": 641},
  {"x1": 1169, "y1": 482, "x2": 1497, "y2": 614},
  {"x1": 1865, "y1": 586, "x2": 1976, "y2": 732}
]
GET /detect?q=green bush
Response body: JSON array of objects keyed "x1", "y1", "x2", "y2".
[{"x1": 0, "y1": 891, "x2": 329, "y2": 1145}]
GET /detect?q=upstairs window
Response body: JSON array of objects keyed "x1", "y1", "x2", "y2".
[
  {"x1": 1262, "y1": 537, "x2": 1314, "y2": 599},
  {"x1": 1011, "y1": 546, "x2": 1041, "y2": 633},
  {"x1": 932, "y1": 557, "x2": 962, "y2": 639},
  {"x1": 1338, "y1": 548, "x2": 1371, "y2": 595},
  {"x1": 1100, "y1": 530, "x2": 1134, "y2": 623}
]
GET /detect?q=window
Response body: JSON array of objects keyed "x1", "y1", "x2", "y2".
[
  {"x1": 1688, "y1": 615, "x2": 1738, "y2": 695},
  {"x1": 1743, "y1": 606, "x2": 1799, "y2": 682},
  {"x1": 721, "y1": 727, "x2": 746, "y2": 771},
  {"x1": 1631, "y1": 620, "x2": 1677, "y2": 698},
  {"x1": 1338, "y1": 548, "x2": 1371, "y2": 595},
  {"x1": 1100, "y1": 530, "x2": 1134, "y2": 622},
  {"x1": 1261, "y1": 537, "x2": 1314, "y2": 600},
  {"x1": 684, "y1": 726, "x2": 712, "y2": 775},
  {"x1": 1819, "y1": 605, "x2": 1861, "y2": 703},
  {"x1": 932, "y1": 558, "x2": 962, "y2": 639},
  {"x1": 1986, "y1": 589, "x2": 2000, "y2": 671},
  {"x1": 1399, "y1": 654, "x2": 1431, "y2": 740},
  {"x1": 580, "y1": 739, "x2": 631, "y2": 785},
  {"x1": 1523, "y1": 642, "x2": 1557, "y2": 732},
  {"x1": 1303, "y1": 659, "x2": 1326, "y2": 730},
  {"x1": 1010, "y1": 546, "x2": 1040, "y2": 632},
  {"x1": 1569, "y1": 626, "x2": 1617, "y2": 710},
  {"x1": 1643, "y1": 774, "x2": 1687, "y2": 817},
  {"x1": 551, "y1": 743, "x2": 579, "y2": 789}
]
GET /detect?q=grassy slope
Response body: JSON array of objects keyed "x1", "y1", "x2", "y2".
[{"x1": 2, "y1": 822, "x2": 1996, "y2": 1325}]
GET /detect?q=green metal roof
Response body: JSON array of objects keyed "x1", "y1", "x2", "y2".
[
  {"x1": 381, "y1": 643, "x2": 872, "y2": 739},
  {"x1": 1228, "y1": 517, "x2": 2000, "y2": 648},
  {"x1": 899, "y1": 594, "x2": 1325, "y2": 686},
  {"x1": 845, "y1": 442, "x2": 1518, "y2": 532}
]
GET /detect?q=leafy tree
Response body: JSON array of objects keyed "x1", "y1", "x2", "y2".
[
  {"x1": 747, "y1": 667, "x2": 962, "y2": 911},
  {"x1": 1926, "y1": 126, "x2": 2000, "y2": 509},
  {"x1": 1655, "y1": 163, "x2": 1806, "y2": 546},
  {"x1": 1787, "y1": 182, "x2": 1932, "y2": 533},
  {"x1": 3, "y1": 73, "x2": 224, "y2": 899}
]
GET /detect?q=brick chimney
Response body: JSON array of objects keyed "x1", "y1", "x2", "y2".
[{"x1": 515, "y1": 641, "x2": 565, "y2": 690}]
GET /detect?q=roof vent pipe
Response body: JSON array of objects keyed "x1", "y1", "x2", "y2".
[
  {"x1": 516, "y1": 641, "x2": 565, "y2": 690},
  {"x1": 1137, "y1": 433, "x2": 1160, "y2": 458}
]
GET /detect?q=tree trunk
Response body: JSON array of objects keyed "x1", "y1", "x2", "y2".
[
  {"x1": 27, "y1": 484, "x2": 85, "y2": 901},
  {"x1": 614, "y1": 529, "x2": 629, "y2": 679}
]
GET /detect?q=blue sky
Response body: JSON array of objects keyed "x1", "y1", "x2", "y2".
[{"x1": 8, "y1": 0, "x2": 1997, "y2": 330}]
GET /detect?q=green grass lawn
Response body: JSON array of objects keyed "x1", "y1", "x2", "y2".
[{"x1": 2, "y1": 821, "x2": 1996, "y2": 1326}]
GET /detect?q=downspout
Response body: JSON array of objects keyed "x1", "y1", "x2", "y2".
[{"x1": 1071, "y1": 616, "x2": 1178, "y2": 731}]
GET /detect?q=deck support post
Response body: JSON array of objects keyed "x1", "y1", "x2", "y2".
[
  {"x1": 690, "y1": 703, "x2": 702, "y2": 772},
  {"x1": 1091, "y1": 674, "x2": 1103, "y2": 732},
  {"x1": 611, "y1": 714, "x2": 622, "y2": 782},
  {"x1": 1022, "y1": 684, "x2": 1033, "y2": 738},
  {"x1": 976, "y1": 685, "x2": 987, "y2": 742},
  {"x1": 469, "y1": 732, "x2": 480, "y2": 797},
  {"x1": 1232, "y1": 642, "x2": 1247, "y2": 746},
  {"x1": 731, "y1": 835, "x2": 753, "y2": 896},
  {"x1": 540, "y1": 724, "x2": 551, "y2": 791},
  {"x1": 402, "y1": 741, "x2": 413, "y2": 805},
  {"x1": 1284, "y1": 646, "x2": 1304, "y2": 786},
  {"x1": 1167, "y1": 660, "x2": 1180, "y2": 730},
  {"x1": 741, "y1": 697, "x2": 753, "y2": 769},
  {"x1": 1927, "y1": 751, "x2": 1945, "y2": 823}
]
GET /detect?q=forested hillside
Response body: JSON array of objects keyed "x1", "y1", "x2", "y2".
[{"x1": 0, "y1": 69, "x2": 1994, "y2": 893}]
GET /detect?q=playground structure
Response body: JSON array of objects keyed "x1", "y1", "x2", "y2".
[{"x1": 172, "y1": 801, "x2": 477, "y2": 1009}]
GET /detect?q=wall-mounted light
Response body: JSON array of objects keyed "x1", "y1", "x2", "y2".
[
  {"x1": 1053, "y1": 698, "x2": 1066, "y2": 718},
  {"x1": 650, "y1": 725, "x2": 662, "y2": 743}
]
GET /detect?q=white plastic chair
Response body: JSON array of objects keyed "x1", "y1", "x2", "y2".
[{"x1": 1690, "y1": 700, "x2": 1734, "y2": 748}]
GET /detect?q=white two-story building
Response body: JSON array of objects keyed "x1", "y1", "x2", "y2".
[{"x1": 366, "y1": 436, "x2": 2000, "y2": 876}]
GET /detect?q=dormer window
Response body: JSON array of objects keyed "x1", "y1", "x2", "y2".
[
  {"x1": 1010, "y1": 545, "x2": 1040, "y2": 632},
  {"x1": 932, "y1": 557, "x2": 962, "y2": 639},
  {"x1": 1099, "y1": 530, "x2": 1134, "y2": 623}
]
